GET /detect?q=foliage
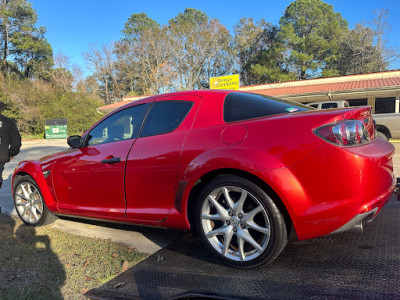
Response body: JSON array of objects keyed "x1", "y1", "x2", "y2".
[
  {"x1": 122, "y1": 12, "x2": 159, "y2": 41},
  {"x1": 0, "y1": 0, "x2": 53, "y2": 78},
  {"x1": 166, "y1": 9, "x2": 233, "y2": 90},
  {"x1": 0, "y1": 76, "x2": 103, "y2": 136},
  {"x1": 234, "y1": 17, "x2": 295, "y2": 85},
  {"x1": 279, "y1": 0, "x2": 348, "y2": 79},
  {"x1": 83, "y1": 3, "x2": 399, "y2": 103}
]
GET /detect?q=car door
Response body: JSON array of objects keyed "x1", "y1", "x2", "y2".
[
  {"x1": 125, "y1": 95, "x2": 202, "y2": 221},
  {"x1": 53, "y1": 102, "x2": 151, "y2": 218}
]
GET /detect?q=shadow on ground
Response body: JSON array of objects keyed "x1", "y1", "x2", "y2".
[
  {"x1": 86, "y1": 198, "x2": 400, "y2": 300},
  {"x1": 0, "y1": 214, "x2": 65, "y2": 299}
]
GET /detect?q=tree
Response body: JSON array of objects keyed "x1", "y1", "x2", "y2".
[
  {"x1": 166, "y1": 8, "x2": 233, "y2": 90},
  {"x1": 325, "y1": 9, "x2": 399, "y2": 76},
  {"x1": 330, "y1": 24, "x2": 379, "y2": 76},
  {"x1": 121, "y1": 12, "x2": 159, "y2": 41},
  {"x1": 370, "y1": 9, "x2": 398, "y2": 72},
  {"x1": 279, "y1": 0, "x2": 348, "y2": 79},
  {"x1": 234, "y1": 17, "x2": 294, "y2": 85},
  {"x1": 0, "y1": 0, "x2": 52, "y2": 77},
  {"x1": 115, "y1": 13, "x2": 174, "y2": 95},
  {"x1": 85, "y1": 45, "x2": 120, "y2": 103}
]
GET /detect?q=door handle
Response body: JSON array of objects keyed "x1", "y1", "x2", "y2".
[{"x1": 101, "y1": 157, "x2": 121, "y2": 164}]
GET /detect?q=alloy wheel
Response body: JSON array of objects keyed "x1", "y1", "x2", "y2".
[
  {"x1": 200, "y1": 186, "x2": 271, "y2": 262},
  {"x1": 14, "y1": 181, "x2": 44, "y2": 225}
]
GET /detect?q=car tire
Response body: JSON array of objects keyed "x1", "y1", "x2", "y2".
[
  {"x1": 195, "y1": 175, "x2": 288, "y2": 268},
  {"x1": 376, "y1": 131, "x2": 389, "y2": 140},
  {"x1": 13, "y1": 175, "x2": 57, "y2": 226}
]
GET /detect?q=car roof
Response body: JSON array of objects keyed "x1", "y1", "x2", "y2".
[{"x1": 114, "y1": 90, "x2": 232, "y2": 111}]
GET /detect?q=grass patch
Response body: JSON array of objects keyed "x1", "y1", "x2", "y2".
[{"x1": 0, "y1": 214, "x2": 149, "y2": 299}]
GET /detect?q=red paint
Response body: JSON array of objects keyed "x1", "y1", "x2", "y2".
[{"x1": 12, "y1": 90, "x2": 395, "y2": 241}]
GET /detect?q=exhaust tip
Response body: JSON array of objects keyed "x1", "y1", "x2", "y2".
[{"x1": 348, "y1": 221, "x2": 363, "y2": 234}]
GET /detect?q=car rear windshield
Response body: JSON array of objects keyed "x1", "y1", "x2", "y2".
[{"x1": 224, "y1": 92, "x2": 311, "y2": 122}]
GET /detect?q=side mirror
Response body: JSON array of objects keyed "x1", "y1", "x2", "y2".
[{"x1": 67, "y1": 135, "x2": 83, "y2": 148}]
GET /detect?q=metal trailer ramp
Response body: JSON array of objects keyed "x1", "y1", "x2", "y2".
[{"x1": 85, "y1": 198, "x2": 400, "y2": 300}]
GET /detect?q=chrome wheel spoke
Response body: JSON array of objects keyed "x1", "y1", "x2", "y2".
[
  {"x1": 244, "y1": 205, "x2": 263, "y2": 221},
  {"x1": 222, "y1": 187, "x2": 235, "y2": 211},
  {"x1": 21, "y1": 184, "x2": 31, "y2": 199},
  {"x1": 21, "y1": 203, "x2": 30, "y2": 217},
  {"x1": 206, "y1": 225, "x2": 227, "y2": 239},
  {"x1": 31, "y1": 199, "x2": 41, "y2": 206},
  {"x1": 15, "y1": 201, "x2": 26, "y2": 207},
  {"x1": 238, "y1": 234, "x2": 246, "y2": 261},
  {"x1": 246, "y1": 220, "x2": 270, "y2": 235},
  {"x1": 221, "y1": 227, "x2": 234, "y2": 256},
  {"x1": 207, "y1": 195, "x2": 229, "y2": 220},
  {"x1": 16, "y1": 193, "x2": 30, "y2": 202},
  {"x1": 233, "y1": 190, "x2": 247, "y2": 215},
  {"x1": 201, "y1": 213, "x2": 225, "y2": 221},
  {"x1": 30, "y1": 207, "x2": 39, "y2": 221},
  {"x1": 238, "y1": 229, "x2": 263, "y2": 253}
]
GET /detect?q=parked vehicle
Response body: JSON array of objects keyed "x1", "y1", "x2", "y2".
[
  {"x1": 12, "y1": 90, "x2": 395, "y2": 268},
  {"x1": 371, "y1": 113, "x2": 400, "y2": 140},
  {"x1": 306, "y1": 100, "x2": 349, "y2": 109}
]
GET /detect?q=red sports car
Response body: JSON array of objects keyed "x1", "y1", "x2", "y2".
[{"x1": 12, "y1": 90, "x2": 395, "y2": 268}]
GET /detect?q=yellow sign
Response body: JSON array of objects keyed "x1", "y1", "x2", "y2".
[{"x1": 210, "y1": 74, "x2": 240, "y2": 90}]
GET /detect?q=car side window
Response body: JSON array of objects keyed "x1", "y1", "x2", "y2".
[
  {"x1": 140, "y1": 101, "x2": 193, "y2": 137},
  {"x1": 86, "y1": 104, "x2": 149, "y2": 146},
  {"x1": 321, "y1": 103, "x2": 338, "y2": 109}
]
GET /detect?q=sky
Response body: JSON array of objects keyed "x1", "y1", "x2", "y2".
[{"x1": 30, "y1": 0, "x2": 400, "y2": 78}]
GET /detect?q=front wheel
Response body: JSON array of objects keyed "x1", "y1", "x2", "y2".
[
  {"x1": 195, "y1": 175, "x2": 288, "y2": 268},
  {"x1": 13, "y1": 175, "x2": 57, "y2": 226}
]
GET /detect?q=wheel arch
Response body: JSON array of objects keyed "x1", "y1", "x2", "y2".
[
  {"x1": 186, "y1": 168, "x2": 294, "y2": 239},
  {"x1": 376, "y1": 124, "x2": 391, "y2": 139},
  {"x1": 12, "y1": 161, "x2": 58, "y2": 212}
]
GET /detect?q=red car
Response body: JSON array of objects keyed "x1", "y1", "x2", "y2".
[{"x1": 12, "y1": 90, "x2": 395, "y2": 268}]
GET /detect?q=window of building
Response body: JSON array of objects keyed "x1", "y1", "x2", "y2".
[
  {"x1": 347, "y1": 99, "x2": 368, "y2": 107},
  {"x1": 375, "y1": 97, "x2": 395, "y2": 114}
]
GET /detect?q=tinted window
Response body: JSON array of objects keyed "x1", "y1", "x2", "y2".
[
  {"x1": 375, "y1": 97, "x2": 395, "y2": 114},
  {"x1": 86, "y1": 104, "x2": 149, "y2": 146},
  {"x1": 321, "y1": 103, "x2": 338, "y2": 109},
  {"x1": 141, "y1": 101, "x2": 193, "y2": 137},
  {"x1": 309, "y1": 104, "x2": 319, "y2": 108},
  {"x1": 347, "y1": 99, "x2": 367, "y2": 107},
  {"x1": 224, "y1": 92, "x2": 310, "y2": 122}
]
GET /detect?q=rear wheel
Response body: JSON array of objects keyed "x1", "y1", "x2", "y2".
[
  {"x1": 13, "y1": 175, "x2": 56, "y2": 226},
  {"x1": 195, "y1": 175, "x2": 287, "y2": 268}
]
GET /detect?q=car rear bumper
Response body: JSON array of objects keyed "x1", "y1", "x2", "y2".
[{"x1": 256, "y1": 138, "x2": 395, "y2": 241}]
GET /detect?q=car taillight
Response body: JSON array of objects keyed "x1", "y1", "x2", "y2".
[{"x1": 314, "y1": 120, "x2": 370, "y2": 146}]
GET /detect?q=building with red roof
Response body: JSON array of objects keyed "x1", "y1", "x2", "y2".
[{"x1": 97, "y1": 71, "x2": 400, "y2": 114}]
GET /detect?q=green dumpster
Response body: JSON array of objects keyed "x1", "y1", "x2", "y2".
[{"x1": 45, "y1": 119, "x2": 68, "y2": 139}]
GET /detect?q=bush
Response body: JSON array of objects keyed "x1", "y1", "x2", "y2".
[{"x1": 0, "y1": 78, "x2": 103, "y2": 137}]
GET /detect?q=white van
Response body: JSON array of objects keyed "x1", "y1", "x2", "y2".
[{"x1": 306, "y1": 100, "x2": 349, "y2": 109}]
